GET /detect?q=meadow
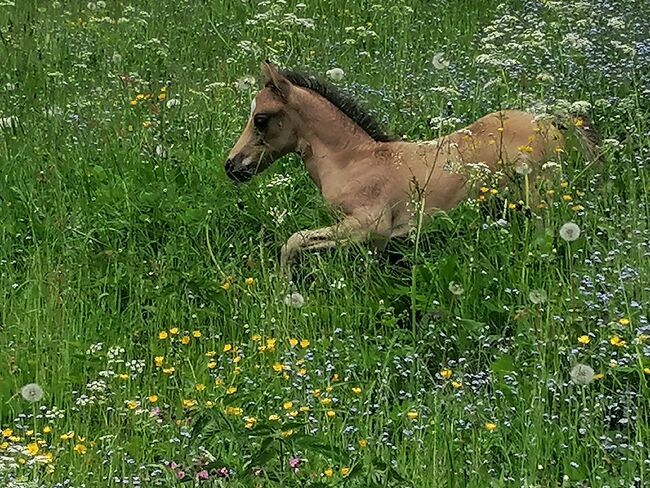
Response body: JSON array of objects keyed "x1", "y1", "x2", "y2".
[{"x1": 1, "y1": 0, "x2": 649, "y2": 486}]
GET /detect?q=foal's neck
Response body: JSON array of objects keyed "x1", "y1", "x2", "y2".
[{"x1": 293, "y1": 88, "x2": 376, "y2": 182}]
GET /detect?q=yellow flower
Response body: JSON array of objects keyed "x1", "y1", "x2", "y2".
[
  {"x1": 268, "y1": 414, "x2": 281, "y2": 422},
  {"x1": 574, "y1": 118, "x2": 584, "y2": 128},
  {"x1": 517, "y1": 145, "x2": 533, "y2": 153},
  {"x1": 223, "y1": 343, "x2": 233, "y2": 353},
  {"x1": 265, "y1": 338, "x2": 277, "y2": 352},
  {"x1": 288, "y1": 338, "x2": 298, "y2": 347},
  {"x1": 26, "y1": 443, "x2": 39, "y2": 456},
  {"x1": 562, "y1": 194, "x2": 573, "y2": 202},
  {"x1": 508, "y1": 202, "x2": 517, "y2": 210},
  {"x1": 281, "y1": 429, "x2": 294, "y2": 438},
  {"x1": 192, "y1": 330, "x2": 202, "y2": 338},
  {"x1": 340, "y1": 467, "x2": 351, "y2": 477},
  {"x1": 60, "y1": 431, "x2": 74, "y2": 441},
  {"x1": 181, "y1": 336, "x2": 190, "y2": 345},
  {"x1": 224, "y1": 406, "x2": 243, "y2": 416},
  {"x1": 440, "y1": 369, "x2": 452, "y2": 379},
  {"x1": 272, "y1": 363, "x2": 284, "y2": 373},
  {"x1": 638, "y1": 335, "x2": 648, "y2": 343},
  {"x1": 546, "y1": 189, "x2": 555, "y2": 196},
  {"x1": 578, "y1": 335, "x2": 590, "y2": 345},
  {"x1": 572, "y1": 204, "x2": 584, "y2": 212},
  {"x1": 323, "y1": 468, "x2": 334, "y2": 478},
  {"x1": 287, "y1": 410, "x2": 298, "y2": 418},
  {"x1": 299, "y1": 406, "x2": 310, "y2": 413},
  {"x1": 158, "y1": 93, "x2": 166, "y2": 101},
  {"x1": 183, "y1": 399, "x2": 197, "y2": 409},
  {"x1": 142, "y1": 120, "x2": 152, "y2": 129},
  {"x1": 220, "y1": 281, "x2": 231, "y2": 291},
  {"x1": 0, "y1": 442, "x2": 8, "y2": 450},
  {"x1": 300, "y1": 339, "x2": 310, "y2": 349},
  {"x1": 244, "y1": 417, "x2": 257, "y2": 429},
  {"x1": 644, "y1": 368, "x2": 650, "y2": 375},
  {"x1": 283, "y1": 401, "x2": 294, "y2": 410},
  {"x1": 154, "y1": 356, "x2": 164, "y2": 367},
  {"x1": 127, "y1": 400, "x2": 138, "y2": 410},
  {"x1": 226, "y1": 386, "x2": 237, "y2": 395},
  {"x1": 136, "y1": 94, "x2": 146, "y2": 101},
  {"x1": 490, "y1": 188, "x2": 498, "y2": 195},
  {"x1": 452, "y1": 381, "x2": 463, "y2": 389},
  {"x1": 160, "y1": 86, "x2": 167, "y2": 93},
  {"x1": 207, "y1": 361, "x2": 217, "y2": 369},
  {"x1": 560, "y1": 180, "x2": 569, "y2": 188},
  {"x1": 358, "y1": 439, "x2": 368, "y2": 448},
  {"x1": 297, "y1": 368, "x2": 307, "y2": 376},
  {"x1": 205, "y1": 351, "x2": 216, "y2": 358},
  {"x1": 42, "y1": 426, "x2": 52, "y2": 434},
  {"x1": 251, "y1": 334, "x2": 261, "y2": 342},
  {"x1": 215, "y1": 377, "x2": 223, "y2": 386},
  {"x1": 406, "y1": 410, "x2": 418, "y2": 420},
  {"x1": 593, "y1": 373, "x2": 605, "y2": 380},
  {"x1": 73, "y1": 444, "x2": 87, "y2": 455},
  {"x1": 351, "y1": 387, "x2": 362, "y2": 395},
  {"x1": 195, "y1": 383, "x2": 206, "y2": 392},
  {"x1": 148, "y1": 395, "x2": 158, "y2": 403},
  {"x1": 244, "y1": 277, "x2": 255, "y2": 286},
  {"x1": 162, "y1": 367, "x2": 175, "y2": 375},
  {"x1": 2, "y1": 429, "x2": 12, "y2": 438},
  {"x1": 169, "y1": 327, "x2": 179, "y2": 335},
  {"x1": 158, "y1": 331, "x2": 168, "y2": 340},
  {"x1": 118, "y1": 373, "x2": 129, "y2": 381},
  {"x1": 233, "y1": 355, "x2": 241, "y2": 364},
  {"x1": 610, "y1": 336, "x2": 626, "y2": 347},
  {"x1": 618, "y1": 318, "x2": 630, "y2": 326},
  {"x1": 312, "y1": 389, "x2": 321, "y2": 398},
  {"x1": 485, "y1": 422, "x2": 497, "y2": 432},
  {"x1": 320, "y1": 397, "x2": 332, "y2": 406},
  {"x1": 326, "y1": 410, "x2": 336, "y2": 419},
  {"x1": 130, "y1": 99, "x2": 137, "y2": 107}
]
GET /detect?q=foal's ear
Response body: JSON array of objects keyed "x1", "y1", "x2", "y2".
[{"x1": 260, "y1": 61, "x2": 291, "y2": 101}]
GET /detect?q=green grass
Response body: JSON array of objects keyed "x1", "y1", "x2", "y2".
[{"x1": 1, "y1": 0, "x2": 649, "y2": 486}]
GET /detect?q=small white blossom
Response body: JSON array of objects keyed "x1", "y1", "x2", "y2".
[
  {"x1": 431, "y1": 53, "x2": 450, "y2": 70},
  {"x1": 326, "y1": 68, "x2": 345, "y2": 81}
]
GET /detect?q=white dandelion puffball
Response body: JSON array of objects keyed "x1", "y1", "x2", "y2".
[
  {"x1": 448, "y1": 281, "x2": 464, "y2": 296},
  {"x1": 528, "y1": 289, "x2": 547, "y2": 305},
  {"x1": 515, "y1": 161, "x2": 532, "y2": 175},
  {"x1": 431, "y1": 53, "x2": 450, "y2": 70},
  {"x1": 283, "y1": 292, "x2": 305, "y2": 308},
  {"x1": 570, "y1": 364, "x2": 594, "y2": 385},
  {"x1": 326, "y1": 68, "x2": 345, "y2": 82},
  {"x1": 559, "y1": 222, "x2": 581, "y2": 242},
  {"x1": 21, "y1": 383, "x2": 44, "y2": 402}
]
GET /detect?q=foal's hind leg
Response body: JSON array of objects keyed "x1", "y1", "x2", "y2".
[{"x1": 280, "y1": 211, "x2": 391, "y2": 273}]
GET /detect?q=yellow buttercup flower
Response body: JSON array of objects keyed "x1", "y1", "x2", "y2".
[
  {"x1": 158, "y1": 331, "x2": 168, "y2": 340},
  {"x1": 406, "y1": 410, "x2": 418, "y2": 420},
  {"x1": 485, "y1": 422, "x2": 497, "y2": 432},
  {"x1": 578, "y1": 335, "x2": 590, "y2": 345},
  {"x1": 440, "y1": 369, "x2": 452, "y2": 379}
]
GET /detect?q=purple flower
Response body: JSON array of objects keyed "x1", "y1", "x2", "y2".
[
  {"x1": 289, "y1": 457, "x2": 302, "y2": 471},
  {"x1": 176, "y1": 470, "x2": 186, "y2": 480},
  {"x1": 197, "y1": 470, "x2": 209, "y2": 480},
  {"x1": 216, "y1": 467, "x2": 229, "y2": 478}
]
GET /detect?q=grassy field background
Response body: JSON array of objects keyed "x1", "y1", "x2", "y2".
[{"x1": 1, "y1": 0, "x2": 649, "y2": 486}]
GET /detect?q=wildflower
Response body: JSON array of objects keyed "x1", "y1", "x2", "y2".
[
  {"x1": 559, "y1": 222, "x2": 581, "y2": 242},
  {"x1": 515, "y1": 161, "x2": 532, "y2": 175},
  {"x1": 127, "y1": 400, "x2": 138, "y2": 410},
  {"x1": 224, "y1": 406, "x2": 242, "y2": 416},
  {"x1": 288, "y1": 338, "x2": 298, "y2": 347},
  {"x1": 289, "y1": 457, "x2": 302, "y2": 471},
  {"x1": 265, "y1": 338, "x2": 277, "y2": 352},
  {"x1": 142, "y1": 120, "x2": 152, "y2": 129},
  {"x1": 358, "y1": 439, "x2": 368, "y2": 448},
  {"x1": 562, "y1": 194, "x2": 573, "y2": 202},
  {"x1": 299, "y1": 405, "x2": 310, "y2": 413},
  {"x1": 207, "y1": 361, "x2": 217, "y2": 369},
  {"x1": 284, "y1": 292, "x2": 305, "y2": 307},
  {"x1": 610, "y1": 336, "x2": 625, "y2": 347},
  {"x1": 406, "y1": 410, "x2": 418, "y2": 420},
  {"x1": 352, "y1": 387, "x2": 362, "y2": 395},
  {"x1": 272, "y1": 363, "x2": 284, "y2": 373},
  {"x1": 638, "y1": 335, "x2": 648, "y2": 343},
  {"x1": 158, "y1": 331, "x2": 168, "y2": 340},
  {"x1": 570, "y1": 364, "x2": 594, "y2": 385},
  {"x1": 118, "y1": 373, "x2": 129, "y2": 381},
  {"x1": 268, "y1": 414, "x2": 280, "y2": 422},
  {"x1": 323, "y1": 468, "x2": 334, "y2": 478},
  {"x1": 281, "y1": 429, "x2": 294, "y2": 438},
  {"x1": 283, "y1": 401, "x2": 294, "y2": 410},
  {"x1": 148, "y1": 395, "x2": 158, "y2": 403},
  {"x1": 42, "y1": 426, "x2": 52, "y2": 434},
  {"x1": 578, "y1": 335, "x2": 590, "y2": 345},
  {"x1": 325, "y1": 67, "x2": 345, "y2": 81},
  {"x1": 448, "y1": 282, "x2": 464, "y2": 296},
  {"x1": 300, "y1": 339, "x2": 310, "y2": 349},
  {"x1": 440, "y1": 369, "x2": 452, "y2": 379},
  {"x1": 220, "y1": 281, "x2": 231, "y2": 291},
  {"x1": 572, "y1": 205, "x2": 584, "y2": 212},
  {"x1": 21, "y1": 383, "x2": 44, "y2": 402},
  {"x1": 528, "y1": 289, "x2": 547, "y2": 305},
  {"x1": 244, "y1": 416, "x2": 257, "y2": 429},
  {"x1": 154, "y1": 356, "x2": 164, "y2": 367},
  {"x1": 26, "y1": 443, "x2": 39, "y2": 456},
  {"x1": 73, "y1": 444, "x2": 87, "y2": 455},
  {"x1": 431, "y1": 53, "x2": 450, "y2": 70},
  {"x1": 223, "y1": 343, "x2": 233, "y2": 352},
  {"x1": 326, "y1": 410, "x2": 336, "y2": 419},
  {"x1": 226, "y1": 386, "x2": 237, "y2": 395},
  {"x1": 251, "y1": 334, "x2": 261, "y2": 342},
  {"x1": 244, "y1": 277, "x2": 255, "y2": 286},
  {"x1": 485, "y1": 422, "x2": 497, "y2": 432},
  {"x1": 644, "y1": 368, "x2": 650, "y2": 375},
  {"x1": 192, "y1": 330, "x2": 202, "y2": 338},
  {"x1": 2, "y1": 428, "x2": 12, "y2": 438},
  {"x1": 452, "y1": 381, "x2": 463, "y2": 389},
  {"x1": 169, "y1": 327, "x2": 179, "y2": 335},
  {"x1": 130, "y1": 99, "x2": 137, "y2": 107},
  {"x1": 560, "y1": 180, "x2": 568, "y2": 188},
  {"x1": 162, "y1": 367, "x2": 175, "y2": 375},
  {"x1": 183, "y1": 399, "x2": 197, "y2": 409},
  {"x1": 340, "y1": 467, "x2": 351, "y2": 476},
  {"x1": 197, "y1": 470, "x2": 209, "y2": 480},
  {"x1": 60, "y1": 432, "x2": 74, "y2": 441},
  {"x1": 195, "y1": 383, "x2": 206, "y2": 392},
  {"x1": 320, "y1": 398, "x2": 332, "y2": 406},
  {"x1": 181, "y1": 336, "x2": 190, "y2": 345},
  {"x1": 618, "y1": 318, "x2": 630, "y2": 326}
]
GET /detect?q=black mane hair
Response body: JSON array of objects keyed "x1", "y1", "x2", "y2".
[{"x1": 279, "y1": 69, "x2": 395, "y2": 142}]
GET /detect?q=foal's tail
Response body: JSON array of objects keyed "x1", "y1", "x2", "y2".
[{"x1": 555, "y1": 113, "x2": 601, "y2": 163}]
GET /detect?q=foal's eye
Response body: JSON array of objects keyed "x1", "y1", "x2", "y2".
[{"x1": 253, "y1": 114, "x2": 270, "y2": 131}]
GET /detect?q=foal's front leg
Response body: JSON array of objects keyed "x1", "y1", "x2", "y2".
[{"x1": 280, "y1": 216, "x2": 368, "y2": 272}]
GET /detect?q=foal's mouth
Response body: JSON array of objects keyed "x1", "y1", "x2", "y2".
[{"x1": 224, "y1": 156, "x2": 254, "y2": 182}]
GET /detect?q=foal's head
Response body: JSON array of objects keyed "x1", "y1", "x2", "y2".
[{"x1": 225, "y1": 62, "x2": 299, "y2": 182}]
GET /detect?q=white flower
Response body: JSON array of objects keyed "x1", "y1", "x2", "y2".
[
  {"x1": 21, "y1": 383, "x2": 44, "y2": 402},
  {"x1": 570, "y1": 364, "x2": 594, "y2": 385},
  {"x1": 234, "y1": 75, "x2": 256, "y2": 92},
  {"x1": 325, "y1": 68, "x2": 345, "y2": 81},
  {"x1": 528, "y1": 289, "x2": 547, "y2": 305},
  {"x1": 166, "y1": 98, "x2": 180, "y2": 108},
  {"x1": 448, "y1": 281, "x2": 464, "y2": 296},
  {"x1": 431, "y1": 53, "x2": 450, "y2": 70},
  {"x1": 559, "y1": 222, "x2": 581, "y2": 242},
  {"x1": 515, "y1": 161, "x2": 532, "y2": 175},
  {"x1": 283, "y1": 292, "x2": 305, "y2": 308}
]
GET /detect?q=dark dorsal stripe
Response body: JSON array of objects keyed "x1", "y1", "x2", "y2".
[{"x1": 279, "y1": 69, "x2": 395, "y2": 142}]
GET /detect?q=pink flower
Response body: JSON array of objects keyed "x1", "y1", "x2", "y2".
[
  {"x1": 197, "y1": 470, "x2": 209, "y2": 480},
  {"x1": 176, "y1": 470, "x2": 185, "y2": 480},
  {"x1": 289, "y1": 457, "x2": 302, "y2": 471}
]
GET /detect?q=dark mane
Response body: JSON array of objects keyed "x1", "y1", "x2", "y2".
[{"x1": 279, "y1": 69, "x2": 395, "y2": 142}]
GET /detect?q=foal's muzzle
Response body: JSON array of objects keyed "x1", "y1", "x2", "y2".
[{"x1": 224, "y1": 154, "x2": 253, "y2": 182}]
